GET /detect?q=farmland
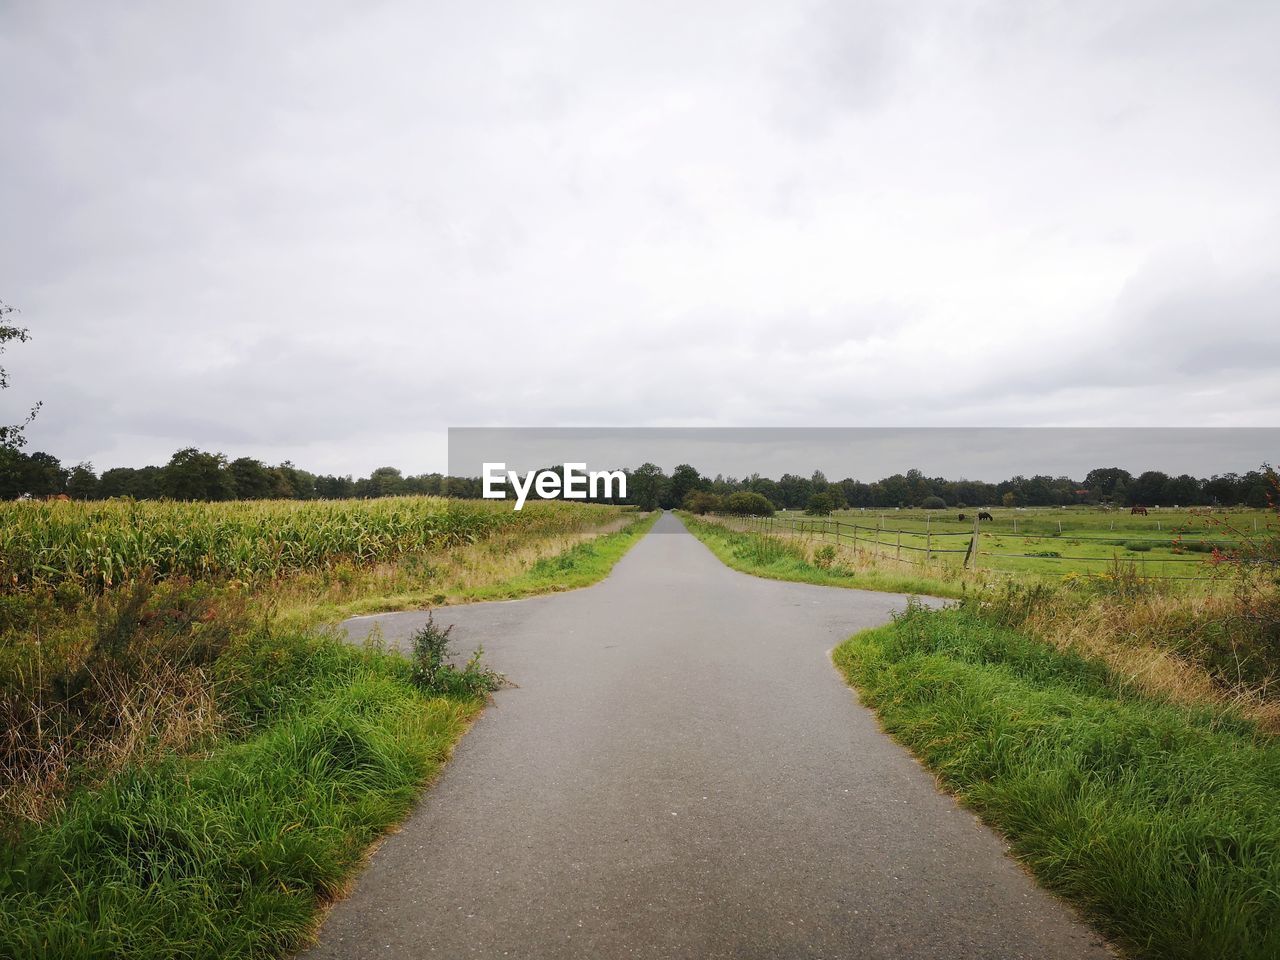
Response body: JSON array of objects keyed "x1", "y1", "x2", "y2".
[{"x1": 745, "y1": 505, "x2": 1270, "y2": 580}]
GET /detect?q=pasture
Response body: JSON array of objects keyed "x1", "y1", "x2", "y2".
[{"x1": 763, "y1": 506, "x2": 1269, "y2": 580}]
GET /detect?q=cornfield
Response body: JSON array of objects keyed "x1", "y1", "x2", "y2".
[{"x1": 0, "y1": 496, "x2": 616, "y2": 592}]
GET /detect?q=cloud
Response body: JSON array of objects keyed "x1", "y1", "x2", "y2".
[{"x1": 1, "y1": 0, "x2": 1278, "y2": 475}]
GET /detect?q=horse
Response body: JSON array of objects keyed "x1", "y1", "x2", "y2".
[
  {"x1": 977, "y1": 511, "x2": 993, "y2": 521},
  {"x1": 957, "y1": 513, "x2": 967, "y2": 522},
  {"x1": 1131, "y1": 505, "x2": 1148, "y2": 516}
]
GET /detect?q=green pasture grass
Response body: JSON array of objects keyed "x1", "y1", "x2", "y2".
[
  {"x1": 833, "y1": 604, "x2": 1280, "y2": 960},
  {"x1": 762, "y1": 506, "x2": 1262, "y2": 581}
]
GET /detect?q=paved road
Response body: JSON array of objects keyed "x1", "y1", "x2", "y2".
[{"x1": 303, "y1": 513, "x2": 1110, "y2": 960}]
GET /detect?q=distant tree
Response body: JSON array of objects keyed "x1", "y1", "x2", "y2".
[
  {"x1": 920, "y1": 495, "x2": 946, "y2": 510},
  {"x1": 1084, "y1": 467, "x2": 1133, "y2": 501},
  {"x1": 228, "y1": 457, "x2": 275, "y2": 500},
  {"x1": 668, "y1": 463, "x2": 706, "y2": 508},
  {"x1": 163, "y1": 448, "x2": 234, "y2": 501},
  {"x1": 66, "y1": 462, "x2": 99, "y2": 499},
  {"x1": 22, "y1": 451, "x2": 66, "y2": 497},
  {"x1": 629, "y1": 462, "x2": 667, "y2": 511},
  {"x1": 805, "y1": 492, "x2": 834, "y2": 516},
  {"x1": 1, "y1": 300, "x2": 41, "y2": 450},
  {"x1": 362, "y1": 466, "x2": 405, "y2": 498}
]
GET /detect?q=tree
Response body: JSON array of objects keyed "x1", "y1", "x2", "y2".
[
  {"x1": 228, "y1": 457, "x2": 275, "y2": 500},
  {"x1": 162, "y1": 448, "x2": 234, "y2": 501},
  {"x1": 805, "y1": 492, "x2": 834, "y2": 516},
  {"x1": 1085, "y1": 467, "x2": 1133, "y2": 502},
  {"x1": 668, "y1": 464, "x2": 706, "y2": 508},
  {"x1": 22, "y1": 451, "x2": 66, "y2": 497},
  {"x1": 629, "y1": 462, "x2": 667, "y2": 511},
  {"x1": 66, "y1": 462, "x2": 99, "y2": 499},
  {"x1": 921, "y1": 495, "x2": 946, "y2": 510},
  {"x1": 1, "y1": 300, "x2": 41, "y2": 450}
]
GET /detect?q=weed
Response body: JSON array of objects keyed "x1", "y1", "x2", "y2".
[{"x1": 408, "y1": 613, "x2": 502, "y2": 700}]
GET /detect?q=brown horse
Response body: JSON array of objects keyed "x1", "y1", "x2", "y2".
[
  {"x1": 957, "y1": 513, "x2": 967, "y2": 521},
  {"x1": 977, "y1": 511, "x2": 993, "y2": 521},
  {"x1": 1131, "y1": 505, "x2": 1148, "y2": 516}
]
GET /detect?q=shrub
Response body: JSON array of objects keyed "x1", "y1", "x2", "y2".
[
  {"x1": 1125, "y1": 541, "x2": 1153, "y2": 552},
  {"x1": 920, "y1": 496, "x2": 946, "y2": 510},
  {"x1": 813, "y1": 545, "x2": 837, "y2": 568},
  {"x1": 408, "y1": 613, "x2": 503, "y2": 700},
  {"x1": 682, "y1": 490, "x2": 722, "y2": 515},
  {"x1": 719, "y1": 491, "x2": 775, "y2": 517}
]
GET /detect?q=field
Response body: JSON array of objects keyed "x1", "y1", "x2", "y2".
[
  {"x1": 756, "y1": 505, "x2": 1269, "y2": 580},
  {"x1": 0, "y1": 495, "x2": 653, "y2": 959}
]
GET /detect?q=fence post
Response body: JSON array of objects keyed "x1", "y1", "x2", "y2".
[
  {"x1": 896, "y1": 528, "x2": 902, "y2": 562},
  {"x1": 967, "y1": 513, "x2": 981, "y2": 570},
  {"x1": 852, "y1": 522, "x2": 858, "y2": 555},
  {"x1": 926, "y1": 531, "x2": 932, "y2": 566}
]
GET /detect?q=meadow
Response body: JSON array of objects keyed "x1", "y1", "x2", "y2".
[
  {"x1": 0, "y1": 495, "x2": 652, "y2": 958},
  {"x1": 762, "y1": 505, "x2": 1266, "y2": 579}
]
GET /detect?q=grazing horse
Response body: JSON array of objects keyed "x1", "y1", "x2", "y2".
[
  {"x1": 957, "y1": 513, "x2": 967, "y2": 522},
  {"x1": 977, "y1": 511, "x2": 993, "y2": 521},
  {"x1": 1131, "y1": 505, "x2": 1148, "y2": 516}
]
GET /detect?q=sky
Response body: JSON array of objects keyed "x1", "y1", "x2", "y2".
[{"x1": 2, "y1": 0, "x2": 1278, "y2": 477}]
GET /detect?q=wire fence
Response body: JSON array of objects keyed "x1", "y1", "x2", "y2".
[{"x1": 723, "y1": 513, "x2": 1273, "y2": 582}]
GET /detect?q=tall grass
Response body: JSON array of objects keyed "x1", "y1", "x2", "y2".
[{"x1": 833, "y1": 604, "x2": 1280, "y2": 960}]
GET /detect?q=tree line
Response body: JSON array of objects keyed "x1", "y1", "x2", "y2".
[{"x1": 2, "y1": 446, "x2": 1273, "y2": 512}]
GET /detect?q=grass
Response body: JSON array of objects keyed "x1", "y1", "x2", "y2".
[
  {"x1": 268, "y1": 510, "x2": 654, "y2": 625},
  {"x1": 832, "y1": 603, "x2": 1280, "y2": 960},
  {"x1": 0, "y1": 502, "x2": 657, "y2": 959},
  {"x1": 680, "y1": 512, "x2": 969, "y2": 598},
  {"x1": 0, "y1": 627, "x2": 480, "y2": 959},
  {"x1": 460, "y1": 510, "x2": 658, "y2": 601},
  {"x1": 768, "y1": 505, "x2": 1274, "y2": 580}
]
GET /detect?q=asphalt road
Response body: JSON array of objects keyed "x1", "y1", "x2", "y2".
[{"x1": 302, "y1": 512, "x2": 1111, "y2": 960}]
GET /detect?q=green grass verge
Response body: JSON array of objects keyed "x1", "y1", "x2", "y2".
[
  {"x1": 680, "y1": 513, "x2": 965, "y2": 598},
  {"x1": 833, "y1": 604, "x2": 1280, "y2": 960},
  {"x1": 0, "y1": 629, "x2": 479, "y2": 959},
  {"x1": 458, "y1": 510, "x2": 659, "y2": 601}
]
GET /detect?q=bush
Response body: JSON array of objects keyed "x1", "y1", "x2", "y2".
[
  {"x1": 682, "y1": 490, "x2": 722, "y2": 515},
  {"x1": 719, "y1": 491, "x2": 775, "y2": 517},
  {"x1": 920, "y1": 496, "x2": 947, "y2": 510},
  {"x1": 408, "y1": 613, "x2": 503, "y2": 700},
  {"x1": 813, "y1": 545, "x2": 837, "y2": 568},
  {"x1": 1125, "y1": 541, "x2": 1154, "y2": 552}
]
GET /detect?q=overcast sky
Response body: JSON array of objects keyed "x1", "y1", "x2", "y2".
[{"x1": 2, "y1": 1, "x2": 1278, "y2": 476}]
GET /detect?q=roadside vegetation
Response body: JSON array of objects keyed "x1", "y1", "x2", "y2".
[
  {"x1": 0, "y1": 496, "x2": 649, "y2": 958},
  {"x1": 680, "y1": 513, "x2": 971, "y2": 598},
  {"x1": 834, "y1": 602, "x2": 1280, "y2": 960}
]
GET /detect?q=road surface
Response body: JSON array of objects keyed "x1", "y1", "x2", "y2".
[{"x1": 303, "y1": 512, "x2": 1110, "y2": 959}]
